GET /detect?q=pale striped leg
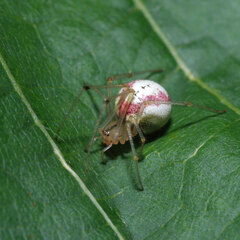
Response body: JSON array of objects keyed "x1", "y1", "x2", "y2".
[{"x1": 126, "y1": 122, "x2": 144, "y2": 191}]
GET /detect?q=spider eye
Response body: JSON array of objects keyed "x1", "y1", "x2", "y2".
[{"x1": 103, "y1": 130, "x2": 110, "y2": 136}]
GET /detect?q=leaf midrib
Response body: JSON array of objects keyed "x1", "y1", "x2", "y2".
[{"x1": 0, "y1": 52, "x2": 125, "y2": 240}]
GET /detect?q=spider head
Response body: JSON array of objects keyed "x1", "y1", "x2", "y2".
[
  {"x1": 99, "y1": 121, "x2": 131, "y2": 145},
  {"x1": 99, "y1": 121, "x2": 119, "y2": 145}
]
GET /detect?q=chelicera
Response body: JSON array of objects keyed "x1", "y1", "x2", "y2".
[{"x1": 55, "y1": 69, "x2": 225, "y2": 190}]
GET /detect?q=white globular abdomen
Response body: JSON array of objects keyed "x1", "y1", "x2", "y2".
[{"x1": 116, "y1": 80, "x2": 172, "y2": 134}]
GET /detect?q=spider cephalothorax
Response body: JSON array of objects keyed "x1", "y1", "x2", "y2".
[{"x1": 99, "y1": 121, "x2": 137, "y2": 145}]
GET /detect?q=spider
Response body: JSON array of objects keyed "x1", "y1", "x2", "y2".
[{"x1": 55, "y1": 69, "x2": 226, "y2": 190}]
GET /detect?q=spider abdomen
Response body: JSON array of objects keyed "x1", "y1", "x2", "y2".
[{"x1": 117, "y1": 80, "x2": 172, "y2": 134}]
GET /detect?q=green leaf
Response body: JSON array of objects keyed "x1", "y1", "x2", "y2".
[{"x1": 1, "y1": 0, "x2": 240, "y2": 239}]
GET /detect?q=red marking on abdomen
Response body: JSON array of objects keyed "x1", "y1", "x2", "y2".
[
  {"x1": 118, "y1": 90, "x2": 170, "y2": 117},
  {"x1": 128, "y1": 81, "x2": 136, "y2": 88}
]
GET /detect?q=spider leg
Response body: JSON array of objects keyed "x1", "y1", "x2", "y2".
[
  {"x1": 55, "y1": 87, "x2": 85, "y2": 140},
  {"x1": 87, "y1": 88, "x2": 134, "y2": 168},
  {"x1": 85, "y1": 101, "x2": 108, "y2": 172},
  {"x1": 132, "y1": 120, "x2": 146, "y2": 161},
  {"x1": 126, "y1": 122, "x2": 144, "y2": 191},
  {"x1": 100, "y1": 91, "x2": 130, "y2": 164},
  {"x1": 107, "y1": 69, "x2": 164, "y2": 82},
  {"x1": 136, "y1": 100, "x2": 226, "y2": 122},
  {"x1": 99, "y1": 89, "x2": 132, "y2": 129},
  {"x1": 55, "y1": 83, "x2": 131, "y2": 140},
  {"x1": 112, "y1": 89, "x2": 135, "y2": 143},
  {"x1": 167, "y1": 101, "x2": 226, "y2": 113},
  {"x1": 85, "y1": 88, "x2": 135, "y2": 169},
  {"x1": 101, "y1": 144, "x2": 113, "y2": 164},
  {"x1": 84, "y1": 136, "x2": 101, "y2": 152},
  {"x1": 100, "y1": 89, "x2": 135, "y2": 164},
  {"x1": 85, "y1": 87, "x2": 134, "y2": 170}
]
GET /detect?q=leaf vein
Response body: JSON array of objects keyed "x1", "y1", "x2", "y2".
[
  {"x1": 215, "y1": 211, "x2": 240, "y2": 240},
  {"x1": 177, "y1": 118, "x2": 239, "y2": 201}
]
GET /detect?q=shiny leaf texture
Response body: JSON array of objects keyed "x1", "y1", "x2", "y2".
[{"x1": 1, "y1": 0, "x2": 240, "y2": 239}]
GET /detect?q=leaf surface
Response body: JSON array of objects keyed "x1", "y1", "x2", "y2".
[{"x1": 1, "y1": 0, "x2": 240, "y2": 239}]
